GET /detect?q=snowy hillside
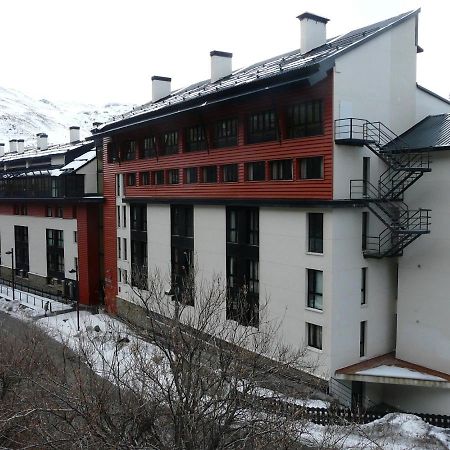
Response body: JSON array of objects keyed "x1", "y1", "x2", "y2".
[{"x1": 0, "y1": 86, "x2": 133, "y2": 148}]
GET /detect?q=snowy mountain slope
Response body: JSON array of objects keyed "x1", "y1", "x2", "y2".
[{"x1": 0, "y1": 86, "x2": 133, "y2": 148}]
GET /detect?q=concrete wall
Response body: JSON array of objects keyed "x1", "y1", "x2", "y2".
[
  {"x1": 397, "y1": 152, "x2": 450, "y2": 374},
  {"x1": 77, "y1": 158, "x2": 98, "y2": 194},
  {"x1": 415, "y1": 87, "x2": 450, "y2": 122}
]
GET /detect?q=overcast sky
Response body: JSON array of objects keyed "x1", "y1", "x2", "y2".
[{"x1": 1, "y1": 0, "x2": 448, "y2": 105}]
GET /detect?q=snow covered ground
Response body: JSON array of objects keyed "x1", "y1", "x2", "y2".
[{"x1": 0, "y1": 285, "x2": 449, "y2": 449}]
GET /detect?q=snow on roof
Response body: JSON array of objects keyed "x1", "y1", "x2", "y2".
[
  {"x1": 356, "y1": 365, "x2": 446, "y2": 382},
  {"x1": 51, "y1": 150, "x2": 97, "y2": 176},
  {"x1": 96, "y1": 10, "x2": 419, "y2": 133}
]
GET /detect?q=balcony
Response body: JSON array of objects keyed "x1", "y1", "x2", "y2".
[{"x1": 0, "y1": 174, "x2": 85, "y2": 199}]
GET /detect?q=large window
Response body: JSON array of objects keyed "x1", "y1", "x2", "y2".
[
  {"x1": 201, "y1": 166, "x2": 217, "y2": 183},
  {"x1": 184, "y1": 167, "x2": 198, "y2": 184},
  {"x1": 226, "y1": 207, "x2": 259, "y2": 327},
  {"x1": 245, "y1": 161, "x2": 265, "y2": 181},
  {"x1": 130, "y1": 204, "x2": 148, "y2": 289},
  {"x1": 307, "y1": 269, "x2": 323, "y2": 310},
  {"x1": 14, "y1": 226, "x2": 29, "y2": 276},
  {"x1": 308, "y1": 213, "x2": 323, "y2": 253},
  {"x1": 269, "y1": 159, "x2": 293, "y2": 181},
  {"x1": 127, "y1": 173, "x2": 136, "y2": 186},
  {"x1": 286, "y1": 100, "x2": 323, "y2": 138},
  {"x1": 46, "y1": 229, "x2": 64, "y2": 279},
  {"x1": 214, "y1": 118, "x2": 238, "y2": 148},
  {"x1": 299, "y1": 157, "x2": 323, "y2": 179},
  {"x1": 161, "y1": 131, "x2": 178, "y2": 155},
  {"x1": 130, "y1": 204, "x2": 147, "y2": 232},
  {"x1": 186, "y1": 125, "x2": 207, "y2": 152},
  {"x1": 124, "y1": 140, "x2": 137, "y2": 160},
  {"x1": 171, "y1": 205, "x2": 194, "y2": 305},
  {"x1": 142, "y1": 136, "x2": 157, "y2": 158},
  {"x1": 222, "y1": 164, "x2": 238, "y2": 182},
  {"x1": 248, "y1": 110, "x2": 277, "y2": 143},
  {"x1": 307, "y1": 323, "x2": 323, "y2": 350}
]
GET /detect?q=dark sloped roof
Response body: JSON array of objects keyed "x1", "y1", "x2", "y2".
[
  {"x1": 385, "y1": 114, "x2": 450, "y2": 152},
  {"x1": 95, "y1": 9, "x2": 419, "y2": 135}
]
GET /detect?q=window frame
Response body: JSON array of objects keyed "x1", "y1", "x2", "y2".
[
  {"x1": 307, "y1": 322, "x2": 323, "y2": 350},
  {"x1": 245, "y1": 161, "x2": 266, "y2": 182},
  {"x1": 286, "y1": 100, "x2": 323, "y2": 138},
  {"x1": 299, "y1": 156, "x2": 324, "y2": 180},
  {"x1": 247, "y1": 110, "x2": 277, "y2": 144},
  {"x1": 307, "y1": 269, "x2": 323, "y2": 311},
  {"x1": 269, "y1": 159, "x2": 293, "y2": 181},
  {"x1": 308, "y1": 213, "x2": 324, "y2": 254}
]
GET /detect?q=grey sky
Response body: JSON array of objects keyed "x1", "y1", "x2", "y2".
[{"x1": 1, "y1": 0, "x2": 448, "y2": 105}]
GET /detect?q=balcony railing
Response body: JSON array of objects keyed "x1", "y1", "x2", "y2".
[{"x1": 0, "y1": 175, "x2": 85, "y2": 199}]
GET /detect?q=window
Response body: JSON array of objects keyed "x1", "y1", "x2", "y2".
[
  {"x1": 161, "y1": 131, "x2": 178, "y2": 155},
  {"x1": 167, "y1": 169, "x2": 179, "y2": 185},
  {"x1": 141, "y1": 171, "x2": 150, "y2": 185},
  {"x1": 118, "y1": 267, "x2": 122, "y2": 283},
  {"x1": 107, "y1": 142, "x2": 119, "y2": 163},
  {"x1": 124, "y1": 140, "x2": 136, "y2": 160},
  {"x1": 270, "y1": 159, "x2": 293, "y2": 180},
  {"x1": 123, "y1": 238, "x2": 127, "y2": 260},
  {"x1": 307, "y1": 323, "x2": 323, "y2": 350},
  {"x1": 248, "y1": 110, "x2": 277, "y2": 143},
  {"x1": 142, "y1": 136, "x2": 156, "y2": 158},
  {"x1": 299, "y1": 157, "x2": 323, "y2": 179},
  {"x1": 154, "y1": 170, "x2": 164, "y2": 185},
  {"x1": 55, "y1": 206, "x2": 63, "y2": 218},
  {"x1": 122, "y1": 205, "x2": 127, "y2": 228},
  {"x1": 362, "y1": 212, "x2": 369, "y2": 251},
  {"x1": 361, "y1": 268, "x2": 367, "y2": 305},
  {"x1": 246, "y1": 161, "x2": 265, "y2": 181},
  {"x1": 117, "y1": 206, "x2": 121, "y2": 227},
  {"x1": 130, "y1": 204, "x2": 147, "y2": 232},
  {"x1": 222, "y1": 164, "x2": 238, "y2": 182},
  {"x1": 46, "y1": 229, "x2": 64, "y2": 278},
  {"x1": 201, "y1": 166, "x2": 217, "y2": 183},
  {"x1": 15, "y1": 226, "x2": 29, "y2": 276},
  {"x1": 73, "y1": 231, "x2": 77, "y2": 243},
  {"x1": 286, "y1": 100, "x2": 323, "y2": 138},
  {"x1": 127, "y1": 173, "x2": 136, "y2": 186},
  {"x1": 307, "y1": 269, "x2": 323, "y2": 310},
  {"x1": 13, "y1": 204, "x2": 20, "y2": 215},
  {"x1": 360, "y1": 321, "x2": 367, "y2": 357},
  {"x1": 117, "y1": 237, "x2": 121, "y2": 259},
  {"x1": 72, "y1": 206, "x2": 77, "y2": 219},
  {"x1": 46, "y1": 206, "x2": 53, "y2": 217},
  {"x1": 122, "y1": 269, "x2": 128, "y2": 284},
  {"x1": 116, "y1": 174, "x2": 122, "y2": 196},
  {"x1": 46, "y1": 229, "x2": 64, "y2": 248},
  {"x1": 308, "y1": 213, "x2": 323, "y2": 253},
  {"x1": 184, "y1": 167, "x2": 198, "y2": 184},
  {"x1": 186, "y1": 125, "x2": 207, "y2": 152},
  {"x1": 214, "y1": 118, "x2": 238, "y2": 148}
]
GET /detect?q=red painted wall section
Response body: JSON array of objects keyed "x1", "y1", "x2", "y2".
[
  {"x1": 77, "y1": 204, "x2": 101, "y2": 305},
  {"x1": 102, "y1": 137, "x2": 118, "y2": 313}
]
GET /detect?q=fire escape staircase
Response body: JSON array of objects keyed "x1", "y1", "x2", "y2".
[{"x1": 335, "y1": 118, "x2": 432, "y2": 258}]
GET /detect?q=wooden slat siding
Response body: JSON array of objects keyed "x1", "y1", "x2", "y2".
[
  {"x1": 0, "y1": 203, "x2": 14, "y2": 214},
  {"x1": 27, "y1": 204, "x2": 45, "y2": 217},
  {"x1": 110, "y1": 74, "x2": 333, "y2": 201},
  {"x1": 77, "y1": 204, "x2": 101, "y2": 305},
  {"x1": 102, "y1": 136, "x2": 118, "y2": 313}
]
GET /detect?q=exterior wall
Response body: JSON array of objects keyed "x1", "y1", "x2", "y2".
[
  {"x1": 333, "y1": 16, "x2": 418, "y2": 199},
  {"x1": 77, "y1": 159, "x2": 99, "y2": 194},
  {"x1": 329, "y1": 209, "x2": 397, "y2": 374},
  {"x1": 397, "y1": 152, "x2": 450, "y2": 374},
  {"x1": 415, "y1": 87, "x2": 450, "y2": 122}
]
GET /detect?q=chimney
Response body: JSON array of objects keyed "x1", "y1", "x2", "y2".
[
  {"x1": 9, "y1": 139, "x2": 18, "y2": 153},
  {"x1": 297, "y1": 12, "x2": 329, "y2": 54},
  {"x1": 151, "y1": 76, "x2": 171, "y2": 102},
  {"x1": 0, "y1": 143, "x2": 5, "y2": 157},
  {"x1": 70, "y1": 126, "x2": 80, "y2": 143},
  {"x1": 17, "y1": 139, "x2": 25, "y2": 154},
  {"x1": 37, "y1": 133, "x2": 48, "y2": 150},
  {"x1": 210, "y1": 50, "x2": 233, "y2": 83}
]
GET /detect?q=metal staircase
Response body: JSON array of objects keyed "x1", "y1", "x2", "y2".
[{"x1": 335, "y1": 118, "x2": 431, "y2": 258}]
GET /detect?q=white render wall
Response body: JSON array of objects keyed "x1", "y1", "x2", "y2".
[
  {"x1": 333, "y1": 16, "x2": 418, "y2": 200},
  {"x1": 0, "y1": 214, "x2": 78, "y2": 281},
  {"x1": 397, "y1": 152, "x2": 450, "y2": 374},
  {"x1": 415, "y1": 87, "x2": 450, "y2": 122}
]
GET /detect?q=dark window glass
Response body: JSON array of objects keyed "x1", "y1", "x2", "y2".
[
  {"x1": 161, "y1": 131, "x2": 178, "y2": 155},
  {"x1": 287, "y1": 100, "x2": 323, "y2": 138},
  {"x1": 361, "y1": 268, "x2": 367, "y2": 305},
  {"x1": 167, "y1": 169, "x2": 179, "y2": 185},
  {"x1": 362, "y1": 212, "x2": 369, "y2": 251},
  {"x1": 107, "y1": 142, "x2": 119, "y2": 163},
  {"x1": 269, "y1": 159, "x2": 293, "y2": 180},
  {"x1": 130, "y1": 204, "x2": 147, "y2": 232},
  {"x1": 307, "y1": 323, "x2": 322, "y2": 349},
  {"x1": 124, "y1": 140, "x2": 136, "y2": 160},
  {"x1": 308, "y1": 213, "x2": 323, "y2": 253},
  {"x1": 248, "y1": 110, "x2": 277, "y2": 143},
  {"x1": 184, "y1": 167, "x2": 198, "y2": 184},
  {"x1": 171, "y1": 205, "x2": 194, "y2": 238},
  {"x1": 222, "y1": 164, "x2": 238, "y2": 182},
  {"x1": 307, "y1": 269, "x2": 323, "y2": 310},
  {"x1": 142, "y1": 136, "x2": 157, "y2": 158},
  {"x1": 46, "y1": 229, "x2": 64, "y2": 278},
  {"x1": 141, "y1": 172, "x2": 150, "y2": 185},
  {"x1": 127, "y1": 173, "x2": 136, "y2": 186},
  {"x1": 186, "y1": 125, "x2": 207, "y2": 152},
  {"x1": 46, "y1": 206, "x2": 53, "y2": 217},
  {"x1": 56, "y1": 206, "x2": 63, "y2": 218},
  {"x1": 360, "y1": 321, "x2": 367, "y2": 357},
  {"x1": 201, "y1": 166, "x2": 217, "y2": 183},
  {"x1": 214, "y1": 118, "x2": 238, "y2": 148},
  {"x1": 299, "y1": 157, "x2": 323, "y2": 179},
  {"x1": 246, "y1": 161, "x2": 265, "y2": 181},
  {"x1": 154, "y1": 170, "x2": 164, "y2": 185}
]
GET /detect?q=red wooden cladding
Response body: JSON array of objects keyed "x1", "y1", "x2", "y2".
[
  {"x1": 102, "y1": 74, "x2": 335, "y2": 312},
  {"x1": 77, "y1": 204, "x2": 101, "y2": 305},
  {"x1": 109, "y1": 74, "x2": 334, "y2": 202}
]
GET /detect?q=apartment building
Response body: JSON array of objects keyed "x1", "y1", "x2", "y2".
[
  {"x1": 0, "y1": 128, "x2": 103, "y2": 306},
  {"x1": 91, "y1": 9, "x2": 447, "y2": 413}
]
